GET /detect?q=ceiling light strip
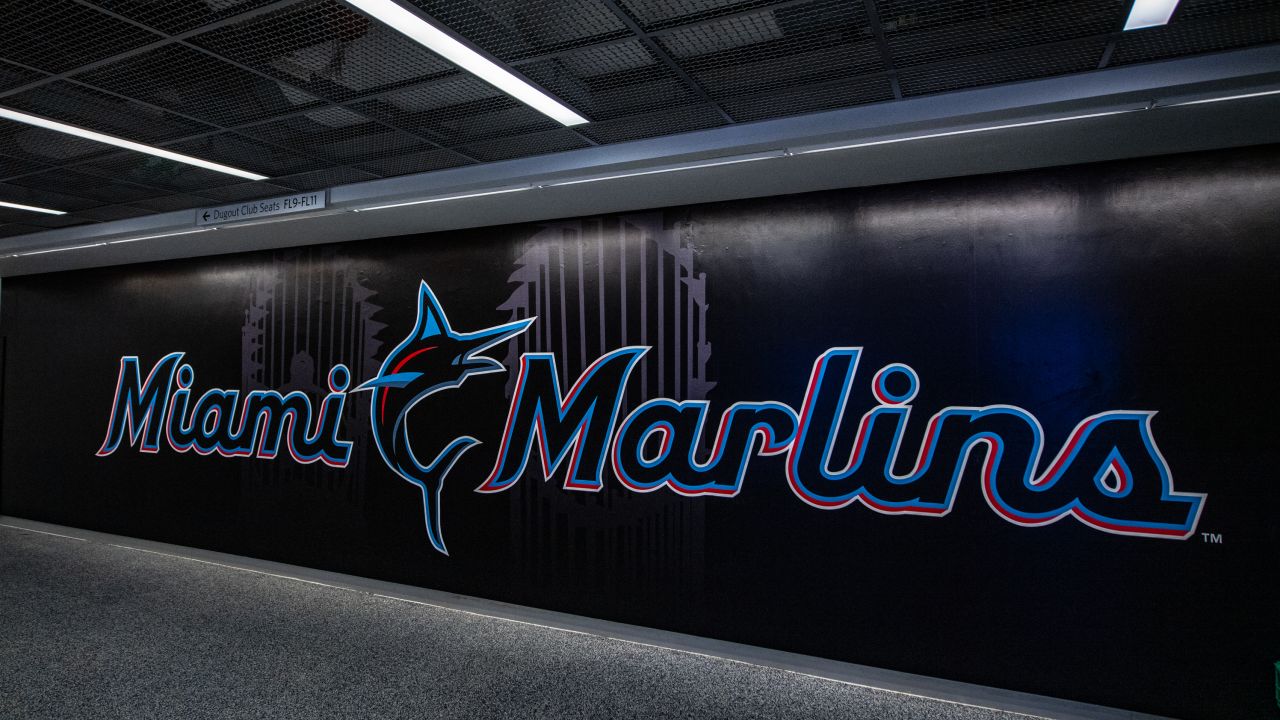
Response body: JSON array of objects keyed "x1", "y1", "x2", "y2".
[
  {"x1": 14, "y1": 242, "x2": 106, "y2": 257},
  {"x1": 356, "y1": 186, "x2": 532, "y2": 212},
  {"x1": 1124, "y1": 0, "x2": 1182, "y2": 31},
  {"x1": 0, "y1": 200, "x2": 66, "y2": 216},
  {"x1": 341, "y1": 0, "x2": 588, "y2": 126},
  {"x1": 107, "y1": 228, "x2": 214, "y2": 245},
  {"x1": 794, "y1": 109, "x2": 1143, "y2": 155},
  {"x1": 0, "y1": 107, "x2": 268, "y2": 181},
  {"x1": 1162, "y1": 88, "x2": 1280, "y2": 107},
  {"x1": 545, "y1": 152, "x2": 786, "y2": 187},
  {"x1": 4, "y1": 228, "x2": 216, "y2": 260}
]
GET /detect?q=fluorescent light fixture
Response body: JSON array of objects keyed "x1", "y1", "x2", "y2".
[
  {"x1": 15, "y1": 242, "x2": 105, "y2": 257},
  {"x1": 0, "y1": 199, "x2": 66, "y2": 216},
  {"x1": 1164, "y1": 88, "x2": 1280, "y2": 106},
  {"x1": 795, "y1": 109, "x2": 1142, "y2": 155},
  {"x1": 108, "y1": 228, "x2": 214, "y2": 245},
  {"x1": 0, "y1": 107, "x2": 268, "y2": 181},
  {"x1": 1124, "y1": 0, "x2": 1180, "y2": 30},
  {"x1": 341, "y1": 0, "x2": 588, "y2": 126},
  {"x1": 356, "y1": 185, "x2": 531, "y2": 212},
  {"x1": 545, "y1": 152, "x2": 785, "y2": 187},
  {"x1": 5, "y1": 228, "x2": 216, "y2": 259}
]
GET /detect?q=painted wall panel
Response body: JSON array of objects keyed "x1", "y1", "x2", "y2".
[{"x1": 3, "y1": 145, "x2": 1278, "y2": 718}]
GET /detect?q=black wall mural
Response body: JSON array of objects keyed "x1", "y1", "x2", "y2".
[{"x1": 3, "y1": 145, "x2": 1279, "y2": 719}]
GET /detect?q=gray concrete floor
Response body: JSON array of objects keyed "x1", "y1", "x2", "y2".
[{"x1": 0, "y1": 521, "x2": 1124, "y2": 719}]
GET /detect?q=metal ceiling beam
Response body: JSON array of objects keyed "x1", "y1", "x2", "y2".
[
  {"x1": 1099, "y1": 0, "x2": 1139, "y2": 69},
  {"x1": 863, "y1": 0, "x2": 902, "y2": 100},
  {"x1": 595, "y1": 0, "x2": 735, "y2": 124}
]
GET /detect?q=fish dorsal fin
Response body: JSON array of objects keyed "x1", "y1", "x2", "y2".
[{"x1": 414, "y1": 281, "x2": 452, "y2": 340}]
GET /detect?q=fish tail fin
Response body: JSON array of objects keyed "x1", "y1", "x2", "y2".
[{"x1": 411, "y1": 435, "x2": 480, "y2": 556}]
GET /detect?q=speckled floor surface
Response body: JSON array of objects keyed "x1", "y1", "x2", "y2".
[{"x1": 0, "y1": 524, "x2": 1035, "y2": 720}]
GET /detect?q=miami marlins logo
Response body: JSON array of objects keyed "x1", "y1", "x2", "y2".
[
  {"x1": 353, "y1": 282, "x2": 533, "y2": 554},
  {"x1": 99, "y1": 281, "x2": 1206, "y2": 557}
]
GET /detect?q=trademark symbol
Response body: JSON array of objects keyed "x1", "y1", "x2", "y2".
[{"x1": 1200, "y1": 532, "x2": 1224, "y2": 544}]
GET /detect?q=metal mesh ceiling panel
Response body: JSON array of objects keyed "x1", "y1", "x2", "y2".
[
  {"x1": 898, "y1": 37, "x2": 1110, "y2": 96},
  {"x1": 355, "y1": 147, "x2": 475, "y2": 176},
  {"x1": 0, "y1": 206, "x2": 44, "y2": 225},
  {"x1": 577, "y1": 103, "x2": 727, "y2": 143},
  {"x1": 74, "y1": 154, "x2": 247, "y2": 195},
  {"x1": 408, "y1": 0, "x2": 632, "y2": 62},
  {"x1": 243, "y1": 115, "x2": 436, "y2": 164},
  {"x1": 190, "y1": 0, "x2": 460, "y2": 102},
  {"x1": 77, "y1": 44, "x2": 326, "y2": 127},
  {"x1": 1177, "y1": 0, "x2": 1275, "y2": 20},
  {"x1": 520, "y1": 39, "x2": 701, "y2": 120},
  {"x1": 6, "y1": 169, "x2": 167, "y2": 205},
  {"x1": 72, "y1": 204, "x2": 159, "y2": 223},
  {"x1": 197, "y1": 182, "x2": 297, "y2": 203},
  {"x1": 272, "y1": 166, "x2": 382, "y2": 191},
  {"x1": 618, "y1": 0, "x2": 787, "y2": 32},
  {"x1": 458, "y1": 127, "x2": 594, "y2": 162},
  {"x1": 1, "y1": 0, "x2": 1277, "y2": 240},
  {"x1": 0, "y1": 124, "x2": 113, "y2": 167},
  {"x1": 163, "y1": 133, "x2": 327, "y2": 179},
  {"x1": 879, "y1": 0, "x2": 1120, "y2": 68},
  {"x1": 2, "y1": 1, "x2": 161, "y2": 74},
  {"x1": 128, "y1": 192, "x2": 230, "y2": 213},
  {"x1": 82, "y1": 0, "x2": 287, "y2": 36},
  {"x1": 721, "y1": 76, "x2": 894, "y2": 121},
  {"x1": 349, "y1": 77, "x2": 560, "y2": 146},
  {"x1": 0, "y1": 182, "x2": 103, "y2": 213},
  {"x1": 0, "y1": 61, "x2": 46, "y2": 95},
  {"x1": 0, "y1": 224, "x2": 43, "y2": 238},
  {"x1": 656, "y1": 1, "x2": 879, "y2": 99},
  {"x1": 1112, "y1": 3, "x2": 1280, "y2": 64},
  {"x1": 2, "y1": 82, "x2": 216, "y2": 144},
  {"x1": 0, "y1": 154, "x2": 52, "y2": 180}
]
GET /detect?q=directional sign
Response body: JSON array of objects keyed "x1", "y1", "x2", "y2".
[{"x1": 196, "y1": 191, "x2": 327, "y2": 227}]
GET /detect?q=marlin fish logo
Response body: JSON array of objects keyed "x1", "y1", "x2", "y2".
[{"x1": 355, "y1": 281, "x2": 533, "y2": 554}]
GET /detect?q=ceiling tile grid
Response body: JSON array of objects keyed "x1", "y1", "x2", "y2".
[
  {"x1": 408, "y1": 0, "x2": 633, "y2": 62},
  {"x1": 1, "y1": 0, "x2": 162, "y2": 74},
  {"x1": 0, "y1": 0, "x2": 1277, "y2": 240},
  {"x1": 81, "y1": 0, "x2": 288, "y2": 37},
  {"x1": 1112, "y1": 1, "x2": 1280, "y2": 64},
  {"x1": 189, "y1": 0, "x2": 461, "y2": 102},
  {"x1": 897, "y1": 37, "x2": 1111, "y2": 97}
]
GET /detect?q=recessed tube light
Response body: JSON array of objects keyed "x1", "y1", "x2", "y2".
[
  {"x1": 15, "y1": 242, "x2": 106, "y2": 257},
  {"x1": 1124, "y1": 0, "x2": 1181, "y2": 31},
  {"x1": 0, "y1": 107, "x2": 268, "y2": 181},
  {"x1": 0, "y1": 199, "x2": 66, "y2": 215},
  {"x1": 4, "y1": 228, "x2": 216, "y2": 260},
  {"x1": 794, "y1": 109, "x2": 1143, "y2": 155},
  {"x1": 356, "y1": 185, "x2": 532, "y2": 212},
  {"x1": 341, "y1": 0, "x2": 588, "y2": 126},
  {"x1": 1163, "y1": 88, "x2": 1280, "y2": 107},
  {"x1": 545, "y1": 152, "x2": 786, "y2": 187},
  {"x1": 107, "y1": 228, "x2": 214, "y2": 245}
]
